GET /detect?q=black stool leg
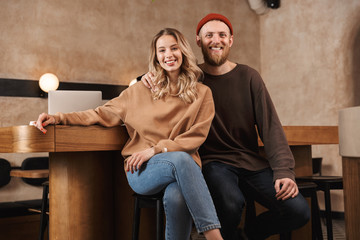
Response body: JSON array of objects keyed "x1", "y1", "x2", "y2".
[
  {"x1": 311, "y1": 189, "x2": 323, "y2": 240},
  {"x1": 132, "y1": 197, "x2": 141, "y2": 240},
  {"x1": 156, "y1": 198, "x2": 164, "y2": 240},
  {"x1": 39, "y1": 182, "x2": 49, "y2": 240},
  {"x1": 323, "y1": 184, "x2": 333, "y2": 240}
]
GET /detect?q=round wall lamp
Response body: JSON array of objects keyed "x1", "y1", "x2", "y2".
[{"x1": 39, "y1": 73, "x2": 59, "y2": 93}]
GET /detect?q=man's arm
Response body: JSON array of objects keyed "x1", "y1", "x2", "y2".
[
  {"x1": 253, "y1": 75, "x2": 296, "y2": 182},
  {"x1": 250, "y1": 69, "x2": 298, "y2": 199},
  {"x1": 138, "y1": 72, "x2": 156, "y2": 90}
]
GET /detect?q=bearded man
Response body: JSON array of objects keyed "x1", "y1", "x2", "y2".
[{"x1": 141, "y1": 13, "x2": 310, "y2": 240}]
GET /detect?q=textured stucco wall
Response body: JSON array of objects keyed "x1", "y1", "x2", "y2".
[
  {"x1": 0, "y1": 0, "x2": 259, "y2": 201},
  {"x1": 260, "y1": 0, "x2": 360, "y2": 211},
  {"x1": 2, "y1": 0, "x2": 357, "y2": 213},
  {"x1": 0, "y1": 0, "x2": 259, "y2": 84}
]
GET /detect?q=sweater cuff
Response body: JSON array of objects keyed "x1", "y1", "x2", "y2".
[
  {"x1": 153, "y1": 144, "x2": 168, "y2": 154},
  {"x1": 53, "y1": 114, "x2": 62, "y2": 124},
  {"x1": 273, "y1": 169, "x2": 295, "y2": 183}
]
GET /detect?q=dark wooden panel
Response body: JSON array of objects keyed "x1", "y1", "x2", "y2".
[
  {"x1": 0, "y1": 78, "x2": 42, "y2": 97},
  {"x1": 0, "y1": 78, "x2": 127, "y2": 99},
  {"x1": 0, "y1": 215, "x2": 46, "y2": 240}
]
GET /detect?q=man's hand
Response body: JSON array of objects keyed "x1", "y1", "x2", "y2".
[
  {"x1": 274, "y1": 178, "x2": 299, "y2": 201},
  {"x1": 126, "y1": 147, "x2": 155, "y2": 173},
  {"x1": 141, "y1": 72, "x2": 156, "y2": 90}
]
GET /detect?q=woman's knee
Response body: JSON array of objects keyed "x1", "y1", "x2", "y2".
[
  {"x1": 167, "y1": 151, "x2": 196, "y2": 169},
  {"x1": 170, "y1": 151, "x2": 193, "y2": 162}
]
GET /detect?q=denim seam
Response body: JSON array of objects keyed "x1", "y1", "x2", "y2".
[
  {"x1": 162, "y1": 193, "x2": 171, "y2": 240},
  {"x1": 197, "y1": 223, "x2": 222, "y2": 233}
]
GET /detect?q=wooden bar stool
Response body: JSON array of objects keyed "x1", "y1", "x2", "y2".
[
  {"x1": 132, "y1": 192, "x2": 164, "y2": 240},
  {"x1": 296, "y1": 176, "x2": 343, "y2": 240},
  {"x1": 10, "y1": 157, "x2": 49, "y2": 240},
  {"x1": 296, "y1": 158, "x2": 343, "y2": 240},
  {"x1": 0, "y1": 158, "x2": 11, "y2": 188},
  {"x1": 296, "y1": 182, "x2": 323, "y2": 240},
  {"x1": 10, "y1": 170, "x2": 49, "y2": 240},
  {"x1": 10, "y1": 169, "x2": 49, "y2": 179},
  {"x1": 38, "y1": 181, "x2": 49, "y2": 240}
]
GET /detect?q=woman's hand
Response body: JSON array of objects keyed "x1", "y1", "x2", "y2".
[
  {"x1": 126, "y1": 147, "x2": 155, "y2": 173},
  {"x1": 141, "y1": 72, "x2": 156, "y2": 90},
  {"x1": 35, "y1": 113, "x2": 56, "y2": 134}
]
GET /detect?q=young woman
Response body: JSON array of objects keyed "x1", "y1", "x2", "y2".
[{"x1": 35, "y1": 28, "x2": 223, "y2": 240}]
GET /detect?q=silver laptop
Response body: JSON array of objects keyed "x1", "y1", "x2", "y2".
[{"x1": 48, "y1": 90, "x2": 102, "y2": 114}]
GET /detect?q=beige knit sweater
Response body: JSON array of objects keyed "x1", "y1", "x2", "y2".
[{"x1": 53, "y1": 81, "x2": 215, "y2": 166}]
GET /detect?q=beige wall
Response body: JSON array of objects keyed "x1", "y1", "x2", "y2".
[
  {"x1": 1, "y1": 0, "x2": 357, "y2": 212},
  {"x1": 260, "y1": 0, "x2": 360, "y2": 211},
  {"x1": 0, "y1": 0, "x2": 259, "y2": 201},
  {"x1": 0, "y1": 0, "x2": 259, "y2": 84}
]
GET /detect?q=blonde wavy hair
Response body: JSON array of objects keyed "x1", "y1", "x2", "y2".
[{"x1": 149, "y1": 28, "x2": 203, "y2": 104}]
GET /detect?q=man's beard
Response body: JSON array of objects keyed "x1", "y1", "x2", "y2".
[{"x1": 201, "y1": 43, "x2": 230, "y2": 66}]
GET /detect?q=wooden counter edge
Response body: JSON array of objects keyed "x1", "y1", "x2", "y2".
[
  {"x1": 0, "y1": 125, "x2": 55, "y2": 153},
  {"x1": 258, "y1": 126, "x2": 339, "y2": 146},
  {"x1": 54, "y1": 125, "x2": 128, "y2": 152},
  {"x1": 1, "y1": 125, "x2": 338, "y2": 153}
]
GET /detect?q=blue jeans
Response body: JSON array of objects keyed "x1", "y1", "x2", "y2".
[
  {"x1": 126, "y1": 152, "x2": 221, "y2": 239},
  {"x1": 202, "y1": 161, "x2": 310, "y2": 240}
]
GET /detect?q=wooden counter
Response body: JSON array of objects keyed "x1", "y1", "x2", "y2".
[
  {"x1": 339, "y1": 107, "x2": 360, "y2": 239},
  {"x1": 0, "y1": 125, "x2": 338, "y2": 240}
]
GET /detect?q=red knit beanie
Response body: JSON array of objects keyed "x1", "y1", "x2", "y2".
[{"x1": 196, "y1": 13, "x2": 233, "y2": 35}]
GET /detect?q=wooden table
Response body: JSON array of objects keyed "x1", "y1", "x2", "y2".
[
  {"x1": 0, "y1": 125, "x2": 338, "y2": 240},
  {"x1": 0, "y1": 125, "x2": 132, "y2": 239}
]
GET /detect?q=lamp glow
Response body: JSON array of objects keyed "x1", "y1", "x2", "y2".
[{"x1": 39, "y1": 73, "x2": 59, "y2": 92}]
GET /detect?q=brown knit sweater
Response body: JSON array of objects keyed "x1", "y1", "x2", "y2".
[
  {"x1": 54, "y1": 81, "x2": 215, "y2": 166},
  {"x1": 199, "y1": 64, "x2": 295, "y2": 182}
]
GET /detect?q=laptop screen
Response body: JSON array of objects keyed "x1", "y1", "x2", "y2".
[{"x1": 48, "y1": 90, "x2": 103, "y2": 115}]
